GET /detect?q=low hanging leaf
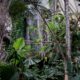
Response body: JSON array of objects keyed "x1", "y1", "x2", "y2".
[{"x1": 48, "y1": 21, "x2": 59, "y2": 32}]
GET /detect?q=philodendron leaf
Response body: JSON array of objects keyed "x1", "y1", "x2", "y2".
[
  {"x1": 17, "y1": 45, "x2": 31, "y2": 57},
  {"x1": 13, "y1": 38, "x2": 25, "y2": 51}
]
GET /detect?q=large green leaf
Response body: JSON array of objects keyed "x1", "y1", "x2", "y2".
[
  {"x1": 17, "y1": 45, "x2": 31, "y2": 57},
  {"x1": 13, "y1": 38, "x2": 25, "y2": 51}
]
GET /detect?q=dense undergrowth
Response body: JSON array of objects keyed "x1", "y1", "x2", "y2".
[{"x1": 0, "y1": 0, "x2": 80, "y2": 80}]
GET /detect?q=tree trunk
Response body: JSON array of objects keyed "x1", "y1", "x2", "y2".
[
  {"x1": 0, "y1": 1, "x2": 12, "y2": 60},
  {"x1": 64, "y1": 0, "x2": 72, "y2": 80},
  {"x1": 19, "y1": 72, "x2": 24, "y2": 80},
  {"x1": 64, "y1": 0, "x2": 71, "y2": 61}
]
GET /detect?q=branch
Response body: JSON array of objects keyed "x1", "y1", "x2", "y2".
[{"x1": 7, "y1": 0, "x2": 13, "y2": 10}]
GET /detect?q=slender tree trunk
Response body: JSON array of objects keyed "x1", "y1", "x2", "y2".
[
  {"x1": 64, "y1": 0, "x2": 72, "y2": 80},
  {"x1": 19, "y1": 72, "x2": 24, "y2": 80},
  {"x1": 64, "y1": 0, "x2": 71, "y2": 61},
  {"x1": 64, "y1": 59, "x2": 69, "y2": 80}
]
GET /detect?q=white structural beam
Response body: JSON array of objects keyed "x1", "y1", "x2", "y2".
[
  {"x1": 75, "y1": 0, "x2": 80, "y2": 13},
  {"x1": 40, "y1": 0, "x2": 50, "y2": 9},
  {"x1": 59, "y1": 0, "x2": 77, "y2": 13},
  {"x1": 40, "y1": 0, "x2": 80, "y2": 13}
]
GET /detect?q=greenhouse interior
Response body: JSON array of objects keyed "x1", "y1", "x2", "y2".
[{"x1": 0, "y1": 0, "x2": 80, "y2": 80}]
